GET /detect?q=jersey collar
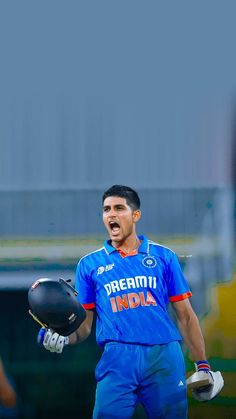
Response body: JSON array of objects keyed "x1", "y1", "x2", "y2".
[{"x1": 104, "y1": 235, "x2": 149, "y2": 255}]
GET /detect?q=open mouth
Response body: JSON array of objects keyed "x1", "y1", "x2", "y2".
[{"x1": 109, "y1": 221, "x2": 120, "y2": 234}]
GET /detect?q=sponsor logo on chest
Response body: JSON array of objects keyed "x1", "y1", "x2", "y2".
[
  {"x1": 104, "y1": 275, "x2": 157, "y2": 295},
  {"x1": 104, "y1": 275, "x2": 158, "y2": 313}
]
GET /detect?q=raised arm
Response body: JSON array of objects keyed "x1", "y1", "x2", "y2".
[
  {"x1": 39, "y1": 309, "x2": 94, "y2": 353},
  {"x1": 68, "y1": 309, "x2": 94, "y2": 344}
]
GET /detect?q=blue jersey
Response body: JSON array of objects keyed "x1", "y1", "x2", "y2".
[{"x1": 75, "y1": 235, "x2": 192, "y2": 347}]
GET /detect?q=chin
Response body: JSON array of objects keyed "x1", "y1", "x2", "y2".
[
  {"x1": 110, "y1": 235, "x2": 120, "y2": 241},
  {"x1": 110, "y1": 234, "x2": 122, "y2": 242}
]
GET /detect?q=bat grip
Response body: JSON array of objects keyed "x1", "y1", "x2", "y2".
[
  {"x1": 28, "y1": 309, "x2": 48, "y2": 328},
  {"x1": 37, "y1": 327, "x2": 47, "y2": 345}
]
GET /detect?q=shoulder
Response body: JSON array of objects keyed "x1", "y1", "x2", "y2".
[
  {"x1": 148, "y1": 239, "x2": 176, "y2": 261},
  {"x1": 148, "y1": 240, "x2": 177, "y2": 265}
]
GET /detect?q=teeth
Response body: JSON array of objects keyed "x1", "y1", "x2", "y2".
[{"x1": 109, "y1": 221, "x2": 120, "y2": 231}]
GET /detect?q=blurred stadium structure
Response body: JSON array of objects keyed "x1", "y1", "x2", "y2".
[
  {"x1": 0, "y1": 1, "x2": 236, "y2": 418},
  {"x1": 0, "y1": 122, "x2": 234, "y2": 314},
  {"x1": 0, "y1": 134, "x2": 235, "y2": 418}
]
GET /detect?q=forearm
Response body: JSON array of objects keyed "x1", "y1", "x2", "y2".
[
  {"x1": 178, "y1": 311, "x2": 207, "y2": 361},
  {"x1": 68, "y1": 324, "x2": 91, "y2": 344},
  {"x1": 68, "y1": 310, "x2": 93, "y2": 345}
]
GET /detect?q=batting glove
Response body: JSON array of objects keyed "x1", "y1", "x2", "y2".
[
  {"x1": 186, "y1": 360, "x2": 224, "y2": 401},
  {"x1": 37, "y1": 328, "x2": 69, "y2": 354}
]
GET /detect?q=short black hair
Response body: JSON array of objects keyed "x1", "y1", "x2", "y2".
[{"x1": 102, "y1": 185, "x2": 140, "y2": 210}]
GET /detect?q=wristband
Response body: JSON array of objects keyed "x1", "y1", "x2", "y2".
[
  {"x1": 37, "y1": 327, "x2": 47, "y2": 345},
  {"x1": 195, "y1": 360, "x2": 211, "y2": 372}
]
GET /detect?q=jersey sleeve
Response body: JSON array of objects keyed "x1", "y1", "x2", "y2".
[
  {"x1": 75, "y1": 258, "x2": 96, "y2": 310},
  {"x1": 166, "y1": 252, "x2": 192, "y2": 302}
]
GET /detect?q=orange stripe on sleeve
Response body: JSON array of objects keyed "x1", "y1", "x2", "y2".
[
  {"x1": 82, "y1": 302, "x2": 96, "y2": 309},
  {"x1": 169, "y1": 291, "x2": 192, "y2": 302}
]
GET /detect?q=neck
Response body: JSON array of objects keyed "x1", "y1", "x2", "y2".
[{"x1": 112, "y1": 235, "x2": 140, "y2": 254}]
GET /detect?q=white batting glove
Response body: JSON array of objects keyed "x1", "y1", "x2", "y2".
[
  {"x1": 187, "y1": 360, "x2": 224, "y2": 401},
  {"x1": 37, "y1": 328, "x2": 69, "y2": 354},
  {"x1": 191, "y1": 371, "x2": 224, "y2": 401}
]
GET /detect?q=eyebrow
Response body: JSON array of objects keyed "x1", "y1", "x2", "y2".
[{"x1": 103, "y1": 204, "x2": 127, "y2": 209}]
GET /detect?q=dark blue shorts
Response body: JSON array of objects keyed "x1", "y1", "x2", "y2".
[{"x1": 93, "y1": 341, "x2": 187, "y2": 419}]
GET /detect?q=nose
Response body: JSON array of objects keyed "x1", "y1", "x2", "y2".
[
  {"x1": 107, "y1": 207, "x2": 116, "y2": 217},
  {"x1": 107, "y1": 207, "x2": 117, "y2": 219}
]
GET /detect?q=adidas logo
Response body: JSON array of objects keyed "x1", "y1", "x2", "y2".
[{"x1": 178, "y1": 380, "x2": 184, "y2": 387}]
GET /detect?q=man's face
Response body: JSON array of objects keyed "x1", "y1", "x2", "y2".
[{"x1": 102, "y1": 196, "x2": 140, "y2": 243}]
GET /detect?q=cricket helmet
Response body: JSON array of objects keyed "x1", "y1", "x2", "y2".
[{"x1": 28, "y1": 278, "x2": 86, "y2": 336}]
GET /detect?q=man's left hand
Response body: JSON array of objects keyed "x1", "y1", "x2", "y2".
[{"x1": 186, "y1": 360, "x2": 224, "y2": 401}]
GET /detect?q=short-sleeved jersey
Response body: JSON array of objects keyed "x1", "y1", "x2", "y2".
[{"x1": 75, "y1": 235, "x2": 192, "y2": 347}]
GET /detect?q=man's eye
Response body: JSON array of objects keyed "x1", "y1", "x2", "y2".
[{"x1": 103, "y1": 207, "x2": 109, "y2": 212}]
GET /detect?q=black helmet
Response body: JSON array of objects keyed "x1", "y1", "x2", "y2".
[{"x1": 28, "y1": 278, "x2": 86, "y2": 336}]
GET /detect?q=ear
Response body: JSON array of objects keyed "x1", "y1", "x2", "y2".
[{"x1": 133, "y1": 210, "x2": 141, "y2": 223}]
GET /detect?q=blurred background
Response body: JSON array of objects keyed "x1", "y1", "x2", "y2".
[{"x1": 0, "y1": 1, "x2": 236, "y2": 418}]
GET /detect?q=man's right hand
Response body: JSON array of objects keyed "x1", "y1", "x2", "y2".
[{"x1": 37, "y1": 328, "x2": 69, "y2": 354}]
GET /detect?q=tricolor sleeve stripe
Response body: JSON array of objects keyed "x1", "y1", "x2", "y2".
[
  {"x1": 169, "y1": 291, "x2": 192, "y2": 302},
  {"x1": 82, "y1": 302, "x2": 96, "y2": 309}
]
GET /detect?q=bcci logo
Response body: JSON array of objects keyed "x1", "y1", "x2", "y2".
[{"x1": 142, "y1": 256, "x2": 157, "y2": 268}]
